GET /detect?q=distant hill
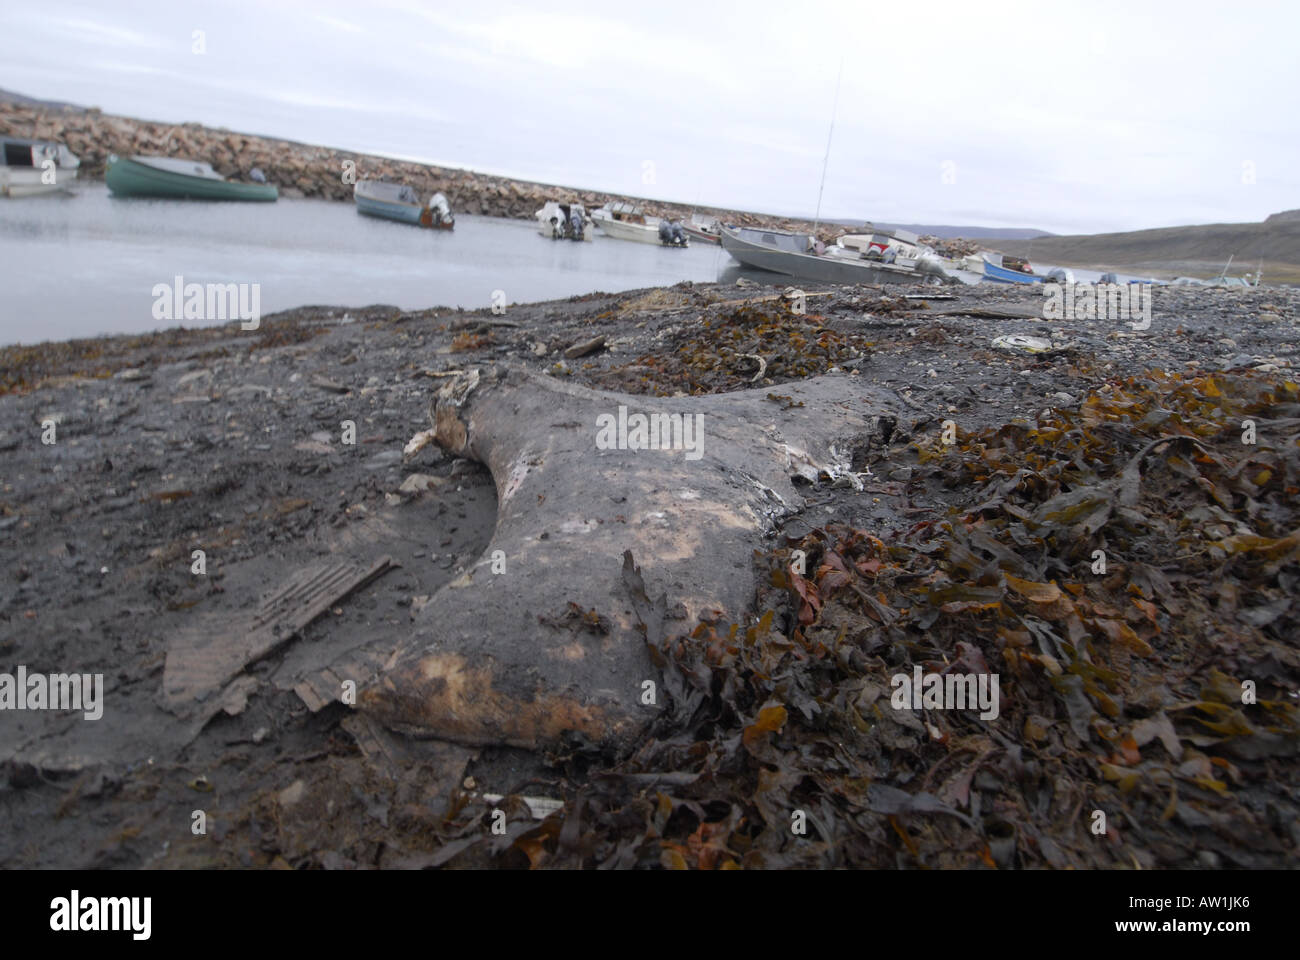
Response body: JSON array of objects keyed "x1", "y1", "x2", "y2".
[
  {"x1": 0, "y1": 87, "x2": 78, "y2": 110},
  {"x1": 991, "y1": 212, "x2": 1300, "y2": 283}
]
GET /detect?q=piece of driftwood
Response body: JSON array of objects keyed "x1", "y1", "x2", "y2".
[
  {"x1": 360, "y1": 365, "x2": 904, "y2": 753},
  {"x1": 564, "y1": 335, "x2": 607, "y2": 359},
  {"x1": 707, "y1": 291, "x2": 835, "y2": 309},
  {"x1": 914, "y1": 305, "x2": 1043, "y2": 320},
  {"x1": 163, "y1": 555, "x2": 396, "y2": 711}
]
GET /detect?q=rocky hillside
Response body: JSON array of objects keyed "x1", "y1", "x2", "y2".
[{"x1": 993, "y1": 212, "x2": 1300, "y2": 283}]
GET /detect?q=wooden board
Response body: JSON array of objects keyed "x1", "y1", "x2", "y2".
[{"x1": 162, "y1": 555, "x2": 396, "y2": 711}]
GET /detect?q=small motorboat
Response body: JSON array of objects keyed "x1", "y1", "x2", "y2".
[
  {"x1": 683, "y1": 214, "x2": 721, "y2": 245},
  {"x1": 592, "y1": 202, "x2": 688, "y2": 246},
  {"x1": 537, "y1": 201, "x2": 593, "y2": 241},
  {"x1": 106, "y1": 154, "x2": 278, "y2": 201},
  {"x1": 354, "y1": 180, "x2": 454, "y2": 229},
  {"x1": 982, "y1": 252, "x2": 1043, "y2": 284},
  {"x1": 0, "y1": 137, "x2": 80, "y2": 197}
]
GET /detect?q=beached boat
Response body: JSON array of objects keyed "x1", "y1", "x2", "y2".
[
  {"x1": 982, "y1": 253, "x2": 1042, "y2": 284},
  {"x1": 720, "y1": 225, "x2": 944, "y2": 285},
  {"x1": 354, "y1": 180, "x2": 453, "y2": 228},
  {"x1": 105, "y1": 154, "x2": 278, "y2": 201},
  {"x1": 683, "y1": 215, "x2": 721, "y2": 245},
  {"x1": 536, "y1": 201, "x2": 594, "y2": 241},
  {"x1": 0, "y1": 137, "x2": 80, "y2": 197},
  {"x1": 592, "y1": 202, "x2": 689, "y2": 246},
  {"x1": 833, "y1": 228, "x2": 950, "y2": 275}
]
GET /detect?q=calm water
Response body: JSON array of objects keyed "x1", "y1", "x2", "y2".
[{"x1": 0, "y1": 183, "x2": 738, "y2": 345}]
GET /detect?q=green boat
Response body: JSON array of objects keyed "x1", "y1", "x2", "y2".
[{"x1": 105, "y1": 154, "x2": 278, "y2": 201}]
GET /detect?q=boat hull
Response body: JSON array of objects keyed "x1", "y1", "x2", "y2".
[
  {"x1": 356, "y1": 200, "x2": 454, "y2": 228},
  {"x1": 595, "y1": 215, "x2": 687, "y2": 246},
  {"x1": 683, "y1": 225, "x2": 721, "y2": 245},
  {"x1": 595, "y1": 216, "x2": 659, "y2": 244},
  {"x1": 106, "y1": 156, "x2": 278, "y2": 201},
  {"x1": 0, "y1": 167, "x2": 78, "y2": 197},
  {"x1": 356, "y1": 193, "x2": 422, "y2": 224},
  {"x1": 983, "y1": 259, "x2": 1043, "y2": 284},
  {"x1": 721, "y1": 226, "x2": 929, "y2": 285}
]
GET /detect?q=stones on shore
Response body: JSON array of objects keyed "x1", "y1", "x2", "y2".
[
  {"x1": 398, "y1": 473, "x2": 446, "y2": 495},
  {"x1": 564, "y1": 335, "x2": 606, "y2": 359},
  {"x1": 309, "y1": 374, "x2": 350, "y2": 394}
]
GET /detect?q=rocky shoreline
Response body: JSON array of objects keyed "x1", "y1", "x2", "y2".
[{"x1": 0, "y1": 97, "x2": 872, "y2": 243}]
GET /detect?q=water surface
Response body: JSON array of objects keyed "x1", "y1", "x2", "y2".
[{"x1": 0, "y1": 184, "x2": 734, "y2": 345}]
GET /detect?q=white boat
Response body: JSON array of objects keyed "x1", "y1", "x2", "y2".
[
  {"x1": 831, "y1": 227, "x2": 950, "y2": 276},
  {"x1": 536, "y1": 201, "x2": 593, "y2": 241},
  {"x1": 592, "y1": 202, "x2": 689, "y2": 246},
  {"x1": 0, "y1": 137, "x2": 80, "y2": 197}
]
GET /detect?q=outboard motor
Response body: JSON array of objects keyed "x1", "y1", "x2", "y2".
[
  {"x1": 568, "y1": 209, "x2": 584, "y2": 240},
  {"x1": 430, "y1": 192, "x2": 453, "y2": 226},
  {"x1": 658, "y1": 220, "x2": 673, "y2": 244}
]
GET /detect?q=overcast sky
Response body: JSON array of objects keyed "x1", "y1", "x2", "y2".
[{"x1": 2, "y1": 0, "x2": 1297, "y2": 234}]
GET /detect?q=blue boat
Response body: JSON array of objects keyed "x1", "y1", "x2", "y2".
[
  {"x1": 983, "y1": 253, "x2": 1043, "y2": 284},
  {"x1": 354, "y1": 180, "x2": 453, "y2": 229}
]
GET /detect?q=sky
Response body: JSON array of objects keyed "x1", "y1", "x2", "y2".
[{"x1": 1, "y1": 0, "x2": 1297, "y2": 234}]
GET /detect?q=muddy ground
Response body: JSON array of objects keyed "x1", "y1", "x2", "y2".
[{"x1": 1, "y1": 278, "x2": 1296, "y2": 868}]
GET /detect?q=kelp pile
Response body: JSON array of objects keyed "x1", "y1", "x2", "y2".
[
  {"x1": 467, "y1": 369, "x2": 1298, "y2": 868},
  {"x1": 594, "y1": 302, "x2": 870, "y2": 396}
]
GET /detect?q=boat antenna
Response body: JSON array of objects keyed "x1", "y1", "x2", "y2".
[
  {"x1": 1218, "y1": 253, "x2": 1234, "y2": 280},
  {"x1": 811, "y1": 56, "x2": 844, "y2": 244}
]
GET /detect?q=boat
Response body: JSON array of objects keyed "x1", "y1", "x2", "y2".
[
  {"x1": 0, "y1": 137, "x2": 80, "y2": 197},
  {"x1": 592, "y1": 202, "x2": 688, "y2": 246},
  {"x1": 836, "y1": 227, "x2": 922, "y2": 257},
  {"x1": 1201, "y1": 255, "x2": 1261, "y2": 288},
  {"x1": 105, "y1": 154, "x2": 278, "y2": 201},
  {"x1": 982, "y1": 253, "x2": 1043, "y2": 284},
  {"x1": 354, "y1": 180, "x2": 454, "y2": 228},
  {"x1": 720, "y1": 224, "x2": 946, "y2": 285},
  {"x1": 683, "y1": 214, "x2": 722, "y2": 245},
  {"x1": 536, "y1": 201, "x2": 593, "y2": 241},
  {"x1": 834, "y1": 227, "x2": 949, "y2": 272}
]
